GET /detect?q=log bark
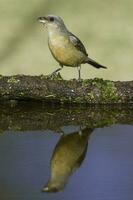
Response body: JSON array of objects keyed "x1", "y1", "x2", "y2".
[{"x1": 0, "y1": 75, "x2": 133, "y2": 104}]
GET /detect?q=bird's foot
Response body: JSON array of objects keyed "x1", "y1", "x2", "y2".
[
  {"x1": 47, "y1": 72, "x2": 63, "y2": 80},
  {"x1": 76, "y1": 77, "x2": 83, "y2": 83}
]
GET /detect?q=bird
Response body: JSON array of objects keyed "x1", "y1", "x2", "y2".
[
  {"x1": 38, "y1": 15, "x2": 107, "y2": 80},
  {"x1": 42, "y1": 127, "x2": 93, "y2": 193}
]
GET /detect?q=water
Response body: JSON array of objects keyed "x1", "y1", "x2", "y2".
[{"x1": 0, "y1": 102, "x2": 133, "y2": 200}]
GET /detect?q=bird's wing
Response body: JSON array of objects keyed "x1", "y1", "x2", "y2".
[{"x1": 68, "y1": 32, "x2": 88, "y2": 56}]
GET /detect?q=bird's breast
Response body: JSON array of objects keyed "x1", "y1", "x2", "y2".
[{"x1": 48, "y1": 36, "x2": 86, "y2": 67}]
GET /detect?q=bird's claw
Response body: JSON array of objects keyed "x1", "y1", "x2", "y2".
[
  {"x1": 47, "y1": 72, "x2": 63, "y2": 80},
  {"x1": 77, "y1": 78, "x2": 82, "y2": 83}
]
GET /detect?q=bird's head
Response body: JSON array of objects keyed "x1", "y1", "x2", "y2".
[
  {"x1": 42, "y1": 179, "x2": 66, "y2": 193},
  {"x1": 38, "y1": 15, "x2": 67, "y2": 33}
]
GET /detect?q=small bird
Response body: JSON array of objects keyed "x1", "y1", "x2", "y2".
[
  {"x1": 38, "y1": 15, "x2": 107, "y2": 80},
  {"x1": 42, "y1": 127, "x2": 93, "y2": 193}
]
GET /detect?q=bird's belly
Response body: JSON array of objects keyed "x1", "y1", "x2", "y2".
[{"x1": 49, "y1": 42, "x2": 85, "y2": 67}]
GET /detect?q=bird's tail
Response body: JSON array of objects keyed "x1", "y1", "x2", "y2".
[{"x1": 85, "y1": 57, "x2": 107, "y2": 69}]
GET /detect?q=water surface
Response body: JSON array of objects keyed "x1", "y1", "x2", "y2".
[{"x1": 0, "y1": 103, "x2": 133, "y2": 200}]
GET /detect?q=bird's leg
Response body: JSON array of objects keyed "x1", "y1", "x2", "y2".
[
  {"x1": 77, "y1": 65, "x2": 81, "y2": 81},
  {"x1": 52, "y1": 67, "x2": 63, "y2": 74}
]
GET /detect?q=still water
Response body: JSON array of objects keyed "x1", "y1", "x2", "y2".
[{"x1": 0, "y1": 102, "x2": 133, "y2": 200}]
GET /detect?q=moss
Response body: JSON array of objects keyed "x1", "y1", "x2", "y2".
[
  {"x1": 91, "y1": 78, "x2": 120, "y2": 103},
  {"x1": 73, "y1": 97, "x2": 86, "y2": 104},
  {"x1": 40, "y1": 74, "x2": 50, "y2": 80},
  {"x1": 19, "y1": 92, "x2": 24, "y2": 96},
  {"x1": 7, "y1": 76, "x2": 20, "y2": 84},
  {"x1": 82, "y1": 79, "x2": 91, "y2": 86},
  {"x1": 0, "y1": 75, "x2": 3, "y2": 79},
  {"x1": 86, "y1": 92, "x2": 96, "y2": 103},
  {"x1": 60, "y1": 97, "x2": 69, "y2": 103},
  {"x1": 102, "y1": 82, "x2": 120, "y2": 102},
  {"x1": 74, "y1": 97, "x2": 82, "y2": 103},
  {"x1": 45, "y1": 94, "x2": 56, "y2": 98}
]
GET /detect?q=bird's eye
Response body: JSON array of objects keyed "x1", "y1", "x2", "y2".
[{"x1": 49, "y1": 17, "x2": 54, "y2": 22}]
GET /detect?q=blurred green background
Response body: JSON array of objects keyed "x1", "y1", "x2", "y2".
[{"x1": 0, "y1": 0, "x2": 133, "y2": 80}]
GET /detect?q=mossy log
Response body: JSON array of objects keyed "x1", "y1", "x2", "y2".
[{"x1": 0, "y1": 75, "x2": 133, "y2": 104}]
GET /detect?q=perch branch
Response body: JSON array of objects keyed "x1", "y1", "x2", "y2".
[{"x1": 0, "y1": 75, "x2": 133, "y2": 104}]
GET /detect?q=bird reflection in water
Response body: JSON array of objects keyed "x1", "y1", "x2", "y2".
[{"x1": 42, "y1": 127, "x2": 93, "y2": 193}]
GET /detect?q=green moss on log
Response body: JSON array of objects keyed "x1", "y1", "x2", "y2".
[
  {"x1": 91, "y1": 78, "x2": 120, "y2": 103},
  {"x1": 0, "y1": 75, "x2": 132, "y2": 104}
]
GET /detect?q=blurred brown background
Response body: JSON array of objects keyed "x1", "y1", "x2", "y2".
[{"x1": 0, "y1": 0, "x2": 133, "y2": 80}]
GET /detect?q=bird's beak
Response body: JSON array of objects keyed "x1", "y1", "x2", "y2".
[
  {"x1": 42, "y1": 186, "x2": 59, "y2": 193},
  {"x1": 38, "y1": 16, "x2": 47, "y2": 24}
]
